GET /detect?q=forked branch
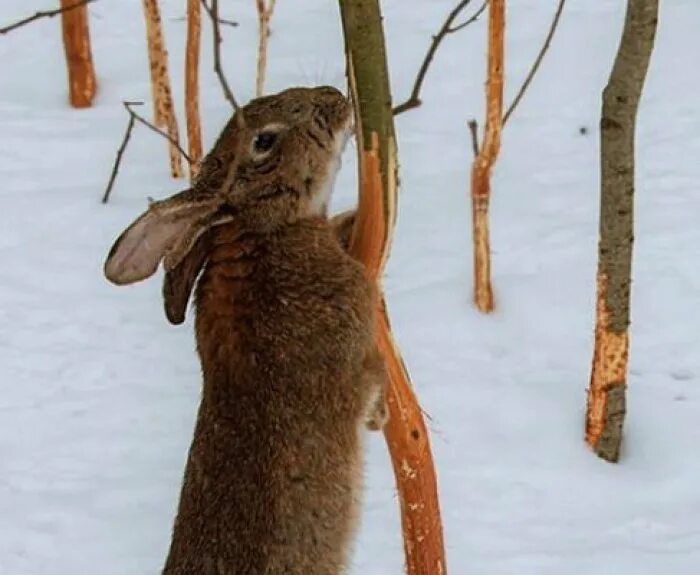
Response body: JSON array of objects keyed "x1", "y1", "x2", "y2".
[
  {"x1": 201, "y1": 0, "x2": 241, "y2": 110},
  {"x1": 393, "y1": 0, "x2": 486, "y2": 116},
  {"x1": 102, "y1": 102, "x2": 192, "y2": 204}
]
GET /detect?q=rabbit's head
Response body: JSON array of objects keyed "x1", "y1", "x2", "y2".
[{"x1": 104, "y1": 86, "x2": 353, "y2": 322}]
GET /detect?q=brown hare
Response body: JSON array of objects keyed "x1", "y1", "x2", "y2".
[{"x1": 104, "y1": 86, "x2": 388, "y2": 574}]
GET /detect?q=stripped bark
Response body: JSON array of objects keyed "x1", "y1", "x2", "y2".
[
  {"x1": 586, "y1": 0, "x2": 658, "y2": 462},
  {"x1": 255, "y1": 0, "x2": 277, "y2": 97},
  {"x1": 60, "y1": 0, "x2": 97, "y2": 108},
  {"x1": 142, "y1": 0, "x2": 183, "y2": 178},
  {"x1": 470, "y1": 0, "x2": 504, "y2": 313},
  {"x1": 185, "y1": 0, "x2": 203, "y2": 179},
  {"x1": 339, "y1": 1, "x2": 447, "y2": 574}
]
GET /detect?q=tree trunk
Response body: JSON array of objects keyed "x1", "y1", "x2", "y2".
[
  {"x1": 185, "y1": 0, "x2": 203, "y2": 180},
  {"x1": 470, "y1": 0, "x2": 505, "y2": 313},
  {"x1": 338, "y1": 2, "x2": 447, "y2": 574},
  {"x1": 142, "y1": 0, "x2": 183, "y2": 178},
  {"x1": 60, "y1": 0, "x2": 97, "y2": 108},
  {"x1": 255, "y1": 0, "x2": 276, "y2": 97},
  {"x1": 586, "y1": 0, "x2": 658, "y2": 463}
]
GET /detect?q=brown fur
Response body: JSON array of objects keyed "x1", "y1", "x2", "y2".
[{"x1": 103, "y1": 86, "x2": 388, "y2": 574}]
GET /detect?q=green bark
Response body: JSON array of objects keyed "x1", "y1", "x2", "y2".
[{"x1": 338, "y1": 0, "x2": 398, "y2": 228}]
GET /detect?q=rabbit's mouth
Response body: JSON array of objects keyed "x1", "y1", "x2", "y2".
[{"x1": 309, "y1": 114, "x2": 354, "y2": 216}]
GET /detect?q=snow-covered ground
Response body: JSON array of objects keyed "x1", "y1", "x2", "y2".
[{"x1": 1, "y1": 1, "x2": 699, "y2": 573}]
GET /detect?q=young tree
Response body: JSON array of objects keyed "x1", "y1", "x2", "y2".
[
  {"x1": 586, "y1": 0, "x2": 658, "y2": 462},
  {"x1": 142, "y1": 0, "x2": 183, "y2": 178},
  {"x1": 60, "y1": 0, "x2": 97, "y2": 108},
  {"x1": 470, "y1": 0, "x2": 504, "y2": 313},
  {"x1": 185, "y1": 0, "x2": 203, "y2": 179},
  {"x1": 255, "y1": 0, "x2": 277, "y2": 97},
  {"x1": 338, "y1": 1, "x2": 447, "y2": 574}
]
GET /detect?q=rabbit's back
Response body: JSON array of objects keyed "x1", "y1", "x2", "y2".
[{"x1": 163, "y1": 219, "x2": 375, "y2": 574}]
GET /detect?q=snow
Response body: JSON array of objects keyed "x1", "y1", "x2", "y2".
[{"x1": 1, "y1": 0, "x2": 699, "y2": 573}]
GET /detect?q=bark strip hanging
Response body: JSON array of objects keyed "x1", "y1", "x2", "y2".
[{"x1": 338, "y1": 1, "x2": 448, "y2": 574}]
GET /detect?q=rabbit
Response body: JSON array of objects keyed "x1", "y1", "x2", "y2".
[{"x1": 103, "y1": 86, "x2": 388, "y2": 575}]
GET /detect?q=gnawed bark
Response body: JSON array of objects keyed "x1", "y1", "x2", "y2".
[
  {"x1": 185, "y1": 0, "x2": 203, "y2": 179},
  {"x1": 60, "y1": 0, "x2": 97, "y2": 108},
  {"x1": 255, "y1": 0, "x2": 277, "y2": 97},
  {"x1": 142, "y1": 0, "x2": 183, "y2": 178},
  {"x1": 339, "y1": 1, "x2": 447, "y2": 573},
  {"x1": 586, "y1": 0, "x2": 658, "y2": 462},
  {"x1": 470, "y1": 0, "x2": 504, "y2": 313}
]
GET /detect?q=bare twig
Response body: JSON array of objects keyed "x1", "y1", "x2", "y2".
[
  {"x1": 170, "y1": 14, "x2": 238, "y2": 26},
  {"x1": 103, "y1": 102, "x2": 192, "y2": 203},
  {"x1": 216, "y1": 16, "x2": 240, "y2": 27},
  {"x1": 201, "y1": 0, "x2": 240, "y2": 110},
  {"x1": 0, "y1": 0, "x2": 96, "y2": 35},
  {"x1": 503, "y1": 0, "x2": 567, "y2": 125},
  {"x1": 468, "y1": 119, "x2": 479, "y2": 157},
  {"x1": 393, "y1": 0, "x2": 486, "y2": 116},
  {"x1": 124, "y1": 101, "x2": 192, "y2": 163},
  {"x1": 447, "y1": 0, "x2": 488, "y2": 33},
  {"x1": 102, "y1": 114, "x2": 137, "y2": 204},
  {"x1": 255, "y1": 0, "x2": 277, "y2": 97}
]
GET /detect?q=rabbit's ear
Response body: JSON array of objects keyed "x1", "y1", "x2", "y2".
[
  {"x1": 162, "y1": 229, "x2": 212, "y2": 325},
  {"x1": 104, "y1": 189, "x2": 221, "y2": 286}
]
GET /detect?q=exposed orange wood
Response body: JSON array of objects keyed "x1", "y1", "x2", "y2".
[
  {"x1": 185, "y1": 0, "x2": 203, "y2": 179},
  {"x1": 586, "y1": 273, "x2": 629, "y2": 460},
  {"x1": 350, "y1": 134, "x2": 446, "y2": 575},
  {"x1": 142, "y1": 0, "x2": 183, "y2": 178},
  {"x1": 470, "y1": 0, "x2": 505, "y2": 312},
  {"x1": 255, "y1": 0, "x2": 277, "y2": 97},
  {"x1": 60, "y1": 0, "x2": 97, "y2": 108}
]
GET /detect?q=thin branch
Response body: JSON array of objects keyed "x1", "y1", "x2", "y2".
[
  {"x1": 393, "y1": 0, "x2": 486, "y2": 116},
  {"x1": 468, "y1": 119, "x2": 479, "y2": 158},
  {"x1": 170, "y1": 14, "x2": 238, "y2": 26},
  {"x1": 216, "y1": 16, "x2": 240, "y2": 28},
  {"x1": 503, "y1": 0, "x2": 567, "y2": 125},
  {"x1": 124, "y1": 101, "x2": 192, "y2": 163},
  {"x1": 0, "y1": 0, "x2": 96, "y2": 35},
  {"x1": 102, "y1": 114, "x2": 136, "y2": 204},
  {"x1": 103, "y1": 101, "x2": 192, "y2": 203},
  {"x1": 201, "y1": 0, "x2": 240, "y2": 110},
  {"x1": 447, "y1": 0, "x2": 488, "y2": 33}
]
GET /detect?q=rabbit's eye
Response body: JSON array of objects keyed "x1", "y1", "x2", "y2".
[{"x1": 253, "y1": 131, "x2": 278, "y2": 153}]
